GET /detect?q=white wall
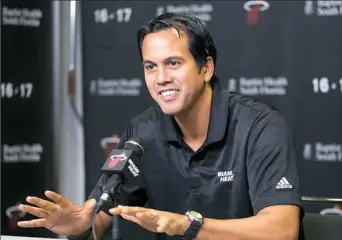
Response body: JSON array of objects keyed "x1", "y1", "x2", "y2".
[{"x1": 52, "y1": 1, "x2": 85, "y2": 206}]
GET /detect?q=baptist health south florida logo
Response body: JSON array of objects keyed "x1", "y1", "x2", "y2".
[
  {"x1": 2, "y1": 143, "x2": 43, "y2": 163},
  {"x1": 90, "y1": 78, "x2": 142, "y2": 96},
  {"x1": 303, "y1": 142, "x2": 342, "y2": 162},
  {"x1": 305, "y1": 0, "x2": 342, "y2": 16},
  {"x1": 2, "y1": 6, "x2": 43, "y2": 27},
  {"x1": 228, "y1": 76, "x2": 288, "y2": 96},
  {"x1": 156, "y1": 3, "x2": 213, "y2": 22}
]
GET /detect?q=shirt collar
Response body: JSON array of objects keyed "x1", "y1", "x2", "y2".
[{"x1": 159, "y1": 75, "x2": 229, "y2": 146}]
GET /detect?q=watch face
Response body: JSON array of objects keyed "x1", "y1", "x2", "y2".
[{"x1": 190, "y1": 211, "x2": 202, "y2": 219}]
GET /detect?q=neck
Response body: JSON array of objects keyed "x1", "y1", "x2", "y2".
[{"x1": 174, "y1": 84, "x2": 212, "y2": 149}]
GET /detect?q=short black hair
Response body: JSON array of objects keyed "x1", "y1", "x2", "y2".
[{"x1": 137, "y1": 13, "x2": 217, "y2": 77}]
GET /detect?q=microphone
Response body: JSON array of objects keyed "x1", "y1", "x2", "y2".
[{"x1": 94, "y1": 137, "x2": 145, "y2": 214}]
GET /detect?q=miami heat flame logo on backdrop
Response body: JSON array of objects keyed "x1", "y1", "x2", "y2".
[
  {"x1": 108, "y1": 152, "x2": 127, "y2": 168},
  {"x1": 100, "y1": 134, "x2": 120, "y2": 160},
  {"x1": 243, "y1": 0, "x2": 270, "y2": 26},
  {"x1": 6, "y1": 201, "x2": 26, "y2": 230}
]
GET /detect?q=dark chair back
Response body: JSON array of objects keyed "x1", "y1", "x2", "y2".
[{"x1": 303, "y1": 213, "x2": 342, "y2": 240}]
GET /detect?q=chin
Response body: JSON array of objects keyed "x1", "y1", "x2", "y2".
[
  {"x1": 159, "y1": 104, "x2": 183, "y2": 116},
  {"x1": 160, "y1": 108, "x2": 179, "y2": 116}
]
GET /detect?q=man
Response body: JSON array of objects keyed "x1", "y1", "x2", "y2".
[{"x1": 17, "y1": 13, "x2": 304, "y2": 240}]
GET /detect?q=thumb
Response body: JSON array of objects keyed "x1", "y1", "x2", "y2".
[{"x1": 83, "y1": 199, "x2": 97, "y2": 212}]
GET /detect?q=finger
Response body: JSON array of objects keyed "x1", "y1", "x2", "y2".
[
  {"x1": 26, "y1": 196, "x2": 57, "y2": 212},
  {"x1": 121, "y1": 214, "x2": 143, "y2": 226},
  {"x1": 121, "y1": 206, "x2": 149, "y2": 214},
  {"x1": 136, "y1": 211, "x2": 158, "y2": 223},
  {"x1": 18, "y1": 204, "x2": 49, "y2": 219},
  {"x1": 109, "y1": 208, "x2": 121, "y2": 215},
  {"x1": 156, "y1": 226, "x2": 164, "y2": 233},
  {"x1": 156, "y1": 217, "x2": 168, "y2": 233},
  {"x1": 45, "y1": 191, "x2": 73, "y2": 208},
  {"x1": 110, "y1": 205, "x2": 147, "y2": 215},
  {"x1": 17, "y1": 219, "x2": 46, "y2": 228},
  {"x1": 84, "y1": 199, "x2": 97, "y2": 212},
  {"x1": 109, "y1": 205, "x2": 125, "y2": 215}
]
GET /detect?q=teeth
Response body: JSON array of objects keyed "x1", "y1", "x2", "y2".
[{"x1": 161, "y1": 90, "x2": 176, "y2": 96}]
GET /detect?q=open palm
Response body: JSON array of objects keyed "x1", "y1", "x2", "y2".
[{"x1": 18, "y1": 191, "x2": 96, "y2": 236}]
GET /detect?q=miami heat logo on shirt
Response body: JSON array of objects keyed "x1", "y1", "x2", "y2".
[{"x1": 108, "y1": 152, "x2": 127, "y2": 168}]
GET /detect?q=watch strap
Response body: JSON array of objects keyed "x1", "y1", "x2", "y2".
[{"x1": 181, "y1": 213, "x2": 203, "y2": 240}]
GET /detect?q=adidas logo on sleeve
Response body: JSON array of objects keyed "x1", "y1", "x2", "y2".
[{"x1": 276, "y1": 177, "x2": 293, "y2": 190}]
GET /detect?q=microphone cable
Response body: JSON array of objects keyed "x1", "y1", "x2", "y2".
[{"x1": 91, "y1": 212, "x2": 98, "y2": 240}]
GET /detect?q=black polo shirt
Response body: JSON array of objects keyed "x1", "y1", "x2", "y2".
[{"x1": 90, "y1": 79, "x2": 305, "y2": 239}]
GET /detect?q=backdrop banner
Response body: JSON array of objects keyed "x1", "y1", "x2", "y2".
[
  {"x1": 1, "y1": 0, "x2": 56, "y2": 237},
  {"x1": 81, "y1": 1, "x2": 342, "y2": 239}
]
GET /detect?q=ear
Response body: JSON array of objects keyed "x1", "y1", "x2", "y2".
[{"x1": 202, "y1": 56, "x2": 214, "y2": 83}]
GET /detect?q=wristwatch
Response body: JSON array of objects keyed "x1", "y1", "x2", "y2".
[{"x1": 181, "y1": 210, "x2": 204, "y2": 240}]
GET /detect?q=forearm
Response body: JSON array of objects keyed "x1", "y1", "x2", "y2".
[{"x1": 196, "y1": 214, "x2": 298, "y2": 240}]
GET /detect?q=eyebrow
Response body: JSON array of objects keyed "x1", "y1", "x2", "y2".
[{"x1": 142, "y1": 56, "x2": 184, "y2": 65}]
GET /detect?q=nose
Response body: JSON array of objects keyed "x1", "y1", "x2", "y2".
[{"x1": 156, "y1": 68, "x2": 172, "y2": 85}]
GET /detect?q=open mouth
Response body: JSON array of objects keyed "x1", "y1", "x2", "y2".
[
  {"x1": 159, "y1": 89, "x2": 180, "y2": 101},
  {"x1": 160, "y1": 90, "x2": 178, "y2": 96}
]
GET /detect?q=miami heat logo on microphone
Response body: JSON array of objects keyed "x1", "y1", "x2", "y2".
[{"x1": 108, "y1": 152, "x2": 127, "y2": 168}]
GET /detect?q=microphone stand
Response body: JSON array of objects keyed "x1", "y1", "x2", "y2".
[{"x1": 111, "y1": 193, "x2": 122, "y2": 240}]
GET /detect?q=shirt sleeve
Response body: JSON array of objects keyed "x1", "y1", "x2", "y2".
[
  {"x1": 246, "y1": 110, "x2": 303, "y2": 215},
  {"x1": 87, "y1": 119, "x2": 147, "y2": 215}
]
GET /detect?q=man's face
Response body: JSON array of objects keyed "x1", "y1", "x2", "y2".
[{"x1": 141, "y1": 28, "x2": 208, "y2": 116}]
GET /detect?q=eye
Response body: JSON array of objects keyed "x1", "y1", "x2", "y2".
[
  {"x1": 167, "y1": 60, "x2": 180, "y2": 68},
  {"x1": 144, "y1": 64, "x2": 155, "y2": 71}
]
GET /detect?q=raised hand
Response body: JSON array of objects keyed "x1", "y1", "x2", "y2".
[{"x1": 17, "y1": 190, "x2": 97, "y2": 236}]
